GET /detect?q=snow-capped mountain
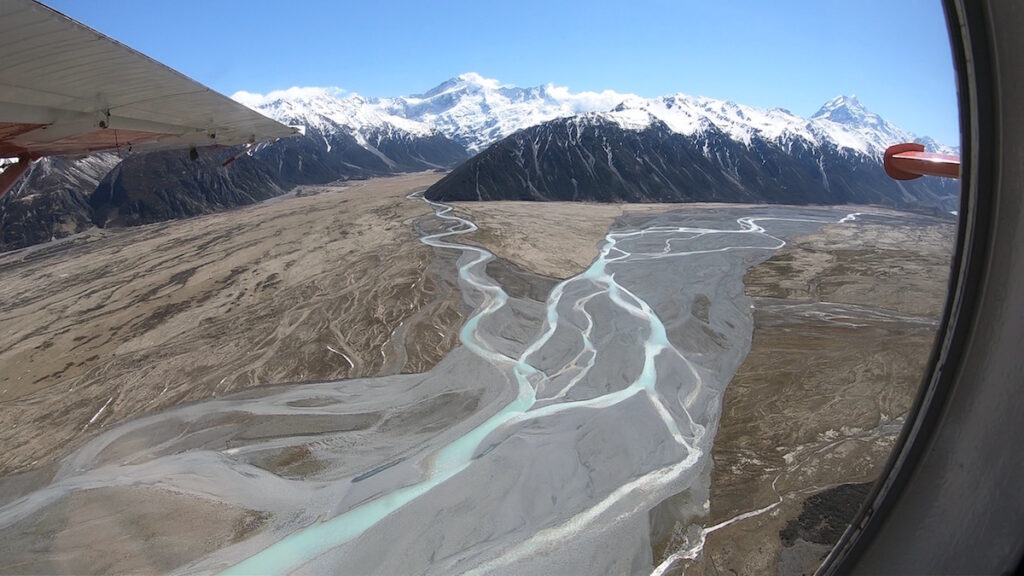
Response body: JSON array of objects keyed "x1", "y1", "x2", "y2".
[
  {"x1": 594, "y1": 93, "x2": 958, "y2": 160},
  {"x1": 378, "y1": 73, "x2": 635, "y2": 153},
  {"x1": 233, "y1": 74, "x2": 634, "y2": 156},
  {"x1": 424, "y1": 110, "x2": 958, "y2": 210},
  {"x1": 382, "y1": 75, "x2": 959, "y2": 209},
  {"x1": 232, "y1": 87, "x2": 468, "y2": 181},
  {"x1": 810, "y1": 94, "x2": 960, "y2": 157},
  {"x1": 234, "y1": 87, "x2": 435, "y2": 144},
  {"x1": 234, "y1": 73, "x2": 955, "y2": 161}
]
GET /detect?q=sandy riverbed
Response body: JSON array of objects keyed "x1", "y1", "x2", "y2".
[{"x1": 445, "y1": 202, "x2": 954, "y2": 575}]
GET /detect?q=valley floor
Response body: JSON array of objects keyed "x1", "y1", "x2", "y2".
[
  {"x1": 454, "y1": 202, "x2": 955, "y2": 575},
  {"x1": 0, "y1": 178, "x2": 955, "y2": 574},
  {"x1": 655, "y1": 215, "x2": 955, "y2": 575}
]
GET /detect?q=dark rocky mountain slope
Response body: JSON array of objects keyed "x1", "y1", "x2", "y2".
[
  {"x1": 89, "y1": 148, "x2": 285, "y2": 228},
  {"x1": 0, "y1": 154, "x2": 119, "y2": 251},
  {"x1": 253, "y1": 122, "x2": 467, "y2": 186},
  {"x1": 425, "y1": 114, "x2": 956, "y2": 210},
  {"x1": 1, "y1": 123, "x2": 469, "y2": 251}
]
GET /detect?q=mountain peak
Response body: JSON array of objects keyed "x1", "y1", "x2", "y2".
[
  {"x1": 419, "y1": 72, "x2": 505, "y2": 98},
  {"x1": 813, "y1": 94, "x2": 864, "y2": 117},
  {"x1": 454, "y1": 72, "x2": 502, "y2": 88},
  {"x1": 812, "y1": 94, "x2": 887, "y2": 131}
]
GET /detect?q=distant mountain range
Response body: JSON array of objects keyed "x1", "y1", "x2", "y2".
[
  {"x1": 0, "y1": 73, "x2": 957, "y2": 252},
  {"x1": 235, "y1": 73, "x2": 956, "y2": 159}
]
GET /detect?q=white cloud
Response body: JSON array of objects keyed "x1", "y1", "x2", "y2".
[
  {"x1": 456, "y1": 72, "x2": 503, "y2": 90},
  {"x1": 543, "y1": 84, "x2": 638, "y2": 113}
]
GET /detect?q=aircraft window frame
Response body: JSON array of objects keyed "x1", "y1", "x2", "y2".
[{"x1": 823, "y1": 0, "x2": 1023, "y2": 573}]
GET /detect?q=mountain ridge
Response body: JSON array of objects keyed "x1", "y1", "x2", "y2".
[
  {"x1": 233, "y1": 73, "x2": 956, "y2": 159},
  {"x1": 1, "y1": 73, "x2": 958, "y2": 252},
  {"x1": 423, "y1": 109, "x2": 958, "y2": 210}
]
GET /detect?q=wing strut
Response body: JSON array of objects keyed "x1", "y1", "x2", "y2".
[
  {"x1": 884, "y1": 143, "x2": 960, "y2": 180},
  {"x1": 0, "y1": 155, "x2": 35, "y2": 200}
]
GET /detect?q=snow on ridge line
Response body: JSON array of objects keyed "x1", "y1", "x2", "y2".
[
  {"x1": 231, "y1": 86, "x2": 349, "y2": 109},
  {"x1": 599, "y1": 108, "x2": 656, "y2": 131},
  {"x1": 233, "y1": 86, "x2": 436, "y2": 139},
  {"x1": 231, "y1": 73, "x2": 953, "y2": 158}
]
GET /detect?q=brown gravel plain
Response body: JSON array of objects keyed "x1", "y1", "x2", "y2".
[
  {"x1": 671, "y1": 216, "x2": 955, "y2": 575},
  {"x1": 0, "y1": 172, "x2": 464, "y2": 477}
]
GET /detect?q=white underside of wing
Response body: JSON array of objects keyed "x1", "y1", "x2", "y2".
[{"x1": 0, "y1": 0, "x2": 296, "y2": 159}]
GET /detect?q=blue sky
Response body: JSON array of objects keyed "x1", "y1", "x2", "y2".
[{"x1": 44, "y1": 0, "x2": 959, "y2": 144}]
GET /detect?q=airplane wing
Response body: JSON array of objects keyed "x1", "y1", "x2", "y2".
[{"x1": 0, "y1": 0, "x2": 296, "y2": 161}]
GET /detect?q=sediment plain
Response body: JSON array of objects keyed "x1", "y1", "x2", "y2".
[
  {"x1": 451, "y1": 202, "x2": 954, "y2": 575},
  {"x1": 655, "y1": 214, "x2": 955, "y2": 575},
  {"x1": 0, "y1": 173, "x2": 476, "y2": 572},
  {"x1": 0, "y1": 173, "x2": 464, "y2": 475},
  {"x1": 0, "y1": 174, "x2": 953, "y2": 575}
]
